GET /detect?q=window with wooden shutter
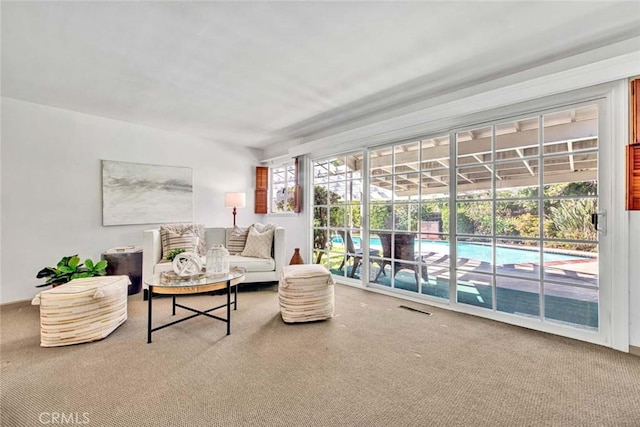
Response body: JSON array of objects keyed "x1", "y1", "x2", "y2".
[{"x1": 255, "y1": 166, "x2": 268, "y2": 214}]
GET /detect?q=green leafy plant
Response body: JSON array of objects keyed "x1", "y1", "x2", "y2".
[
  {"x1": 166, "y1": 248, "x2": 186, "y2": 261},
  {"x1": 36, "y1": 255, "x2": 108, "y2": 288}
]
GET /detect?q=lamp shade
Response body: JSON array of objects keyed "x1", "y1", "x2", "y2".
[{"x1": 224, "y1": 192, "x2": 246, "y2": 208}]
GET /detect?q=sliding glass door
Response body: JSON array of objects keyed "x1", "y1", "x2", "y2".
[
  {"x1": 310, "y1": 100, "x2": 609, "y2": 342},
  {"x1": 367, "y1": 137, "x2": 450, "y2": 300},
  {"x1": 312, "y1": 153, "x2": 364, "y2": 278},
  {"x1": 453, "y1": 104, "x2": 601, "y2": 330}
]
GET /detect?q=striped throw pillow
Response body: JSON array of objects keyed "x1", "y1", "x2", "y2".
[
  {"x1": 227, "y1": 227, "x2": 249, "y2": 255},
  {"x1": 160, "y1": 224, "x2": 206, "y2": 259}
]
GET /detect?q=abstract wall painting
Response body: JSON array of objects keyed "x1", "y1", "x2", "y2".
[{"x1": 102, "y1": 160, "x2": 193, "y2": 226}]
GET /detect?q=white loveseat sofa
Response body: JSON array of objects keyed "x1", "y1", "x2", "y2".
[{"x1": 142, "y1": 226, "x2": 286, "y2": 299}]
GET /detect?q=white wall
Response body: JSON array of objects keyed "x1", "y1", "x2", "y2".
[
  {"x1": 264, "y1": 214, "x2": 307, "y2": 264},
  {"x1": 629, "y1": 212, "x2": 640, "y2": 347},
  {"x1": 0, "y1": 97, "x2": 263, "y2": 303}
]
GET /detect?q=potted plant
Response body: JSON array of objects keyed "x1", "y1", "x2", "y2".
[
  {"x1": 166, "y1": 248, "x2": 186, "y2": 261},
  {"x1": 36, "y1": 254, "x2": 108, "y2": 288}
]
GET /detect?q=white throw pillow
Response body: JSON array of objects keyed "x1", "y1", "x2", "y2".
[{"x1": 240, "y1": 225, "x2": 274, "y2": 259}]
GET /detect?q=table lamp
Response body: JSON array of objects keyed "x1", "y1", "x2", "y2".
[{"x1": 224, "y1": 192, "x2": 246, "y2": 227}]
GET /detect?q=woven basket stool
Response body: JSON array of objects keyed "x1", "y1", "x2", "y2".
[
  {"x1": 279, "y1": 264, "x2": 334, "y2": 323},
  {"x1": 31, "y1": 275, "x2": 130, "y2": 347}
]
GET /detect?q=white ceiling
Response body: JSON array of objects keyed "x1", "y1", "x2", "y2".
[{"x1": 2, "y1": 1, "x2": 640, "y2": 151}]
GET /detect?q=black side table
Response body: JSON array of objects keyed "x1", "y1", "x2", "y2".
[{"x1": 101, "y1": 247, "x2": 143, "y2": 295}]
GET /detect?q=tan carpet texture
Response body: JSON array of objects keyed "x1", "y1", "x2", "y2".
[{"x1": 2, "y1": 284, "x2": 639, "y2": 426}]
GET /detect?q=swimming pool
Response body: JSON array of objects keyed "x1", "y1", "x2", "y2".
[{"x1": 340, "y1": 236, "x2": 593, "y2": 265}]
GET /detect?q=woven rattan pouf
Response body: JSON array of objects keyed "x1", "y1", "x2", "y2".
[
  {"x1": 31, "y1": 275, "x2": 130, "y2": 347},
  {"x1": 279, "y1": 264, "x2": 334, "y2": 323}
]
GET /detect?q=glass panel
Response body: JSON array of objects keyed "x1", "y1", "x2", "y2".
[
  {"x1": 390, "y1": 260, "x2": 422, "y2": 293},
  {"x1": 349, "y1": 229, "x2": 363, "y2": 250},
  {"x1": 313, "y1": 229, "x2": 329, "y2": 258},
  {"x1": 328, "y1": 157, "x2": 345, "y2": 182},
  {"x1": 544, "y1": 283, "x2": 598, "y2": 330},
  {"x1": 370, "y1": 255, "x2": 390, "y2": 287},
  {"x1": 457, "y1": 126, "x2": 492, "y2": 163},
  {"x1": 394, "y1": 172, "x2": 420, "y2": 199},
  {"x1": 314, "y1": 162, "x2": 329, "y2": 185},
  {"x1": 286, "y1": 164, "x2": 296, "y2": 182},
  {"x1": 495, "y1": 160, "x2": 539, "y2": 195},
  {"x1": 393, "y1": 203, "x2": 419, "y2": 231},
  {"x1": 456, "y1": 201, "x2": 492, "y2": 235},
  {"x1": 495, "y1": 201, "x2": 539, "y2": 238},
  {"x1": 543, "y1": 198, "x2": 598, "y2": 241},
  {"x1": 270, "y1": 191, "x2": 282, "y2": 213},
  {"x1": 313, "y1": 184, "x2": 327, "y2": 204},
  {"x1": 329, "y1": 181, "x2": 346, "y2": 203},
  {"x1": 422, "y1": 277, "x2": 449, "y2": 300},
  {"x1": 457, "y1": 271, "x2": 493, "y2": 309},
  {"x1": 495, "y1": 117, "x2": 539, "y2": 159},
  {"x1": 370, "y1": 203, "x2": 393, "y2": 230},
  {"x1": 346, "y1": 179, "x2": 363, "y2": 203},
  {"x1": 419, "y1": 233, "x2": 450, "y2": 262},
  {"x1": 543, "y1": 105, "x2": 598, "y2": 152},
  {"x1": 329, "y1": 230, "x2": 344, "y2": 247},
  {"x1": 370, "y1": 147, "x2": 393, "y2": 177},
  {"x1": 370, "y1": 179, "x2": 393, "y2": 201},
  {"x1": 345, "y1": 153, "x2": 363, "y2": 177},
  {"x1": 496, "y1": 239, "x2": 540, "y2": 278},
  {"x1": 313, "y1": 250, "x2": 328, "y2": 267},
  {"x1": 543, "y1": 242, "x2": 598, "y2": 288},
  {"x1": 419, "y1": 204, "x2": 446, "y2": 238},
  {"x1": 424, "y1": 198, "x2": 449, "y2": 233},
  {"x1": 370, "y1": 232, "x2": 385, "y2": 254},
  {"x1": 543, "y1": 155, "x2": 597, "y2": 197},
  {"x1": 420, "y1": 169, "x2": 449, "y2": 196},
  {"x1": 421, "y1": 135, "x2": 450, "y2": 170},
  {"x1": 314, "y1": 206, "x2": 327, "y2": 227},
  {"x1": 456, "y1": 237, "x2": 492, "y2": 274},
  {"x1": 393, "y1": 141, "x2": 420, "y2": 174},
  {"x1": 327, "y1": 249, "x2": 347, "y2": 276},
  {"x1": 496, "y1": 276, "x2": 540, "y2": 318},
  {"x1": 370, "y1": 232, "x2": 424, "y2": 293},
  {"x1": 329, "y1": 206, "x2": 345, "y2": 227},
  {"x1": 344, "y1": 205, "x2": 361, "y2": 228},
  {"x1": 420, "y1": 233, "x2": 450, "y2": 300},
  {"x1": 456, "y1": 165, "x2": 492, "y2": 198}
]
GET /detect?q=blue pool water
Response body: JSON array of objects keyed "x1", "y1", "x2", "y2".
[{"x1": 335, "y1": 236, "x2": 592, "y2": 265}]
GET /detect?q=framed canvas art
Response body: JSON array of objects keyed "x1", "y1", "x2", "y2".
[{"x1": 102, "y1": 160, "x2": 193, "y2": 226}]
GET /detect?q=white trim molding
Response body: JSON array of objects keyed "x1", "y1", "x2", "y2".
[{"x1": 282, "y1": 38, "x2": 640, "y2": 160}]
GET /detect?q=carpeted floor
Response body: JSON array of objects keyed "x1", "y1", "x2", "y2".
[{"x1": 1, "y1": 283, "x2": 639, "y2": 426}]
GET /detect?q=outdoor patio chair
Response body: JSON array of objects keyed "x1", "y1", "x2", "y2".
[
  {"x1": 373, "y1": 232, "x2": 429, "y2": 285},
  {"x1": 337, "y1": 230, "x2": 381, "y2": 278}
]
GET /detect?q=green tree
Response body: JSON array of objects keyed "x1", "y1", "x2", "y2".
[
  {"x1": 313, "y1": 185, "x2": 341, "y2": 263},
  {"x1": 370, "y1": 202, "x2": 392, "y2": 229},
  {"x1": 546, "y1": 198, "x2": 597, "y2": 249}
]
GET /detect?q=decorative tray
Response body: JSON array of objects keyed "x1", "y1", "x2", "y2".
[{"x1": 160, "y1": 270, "x2": 205, "y2": 283}]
